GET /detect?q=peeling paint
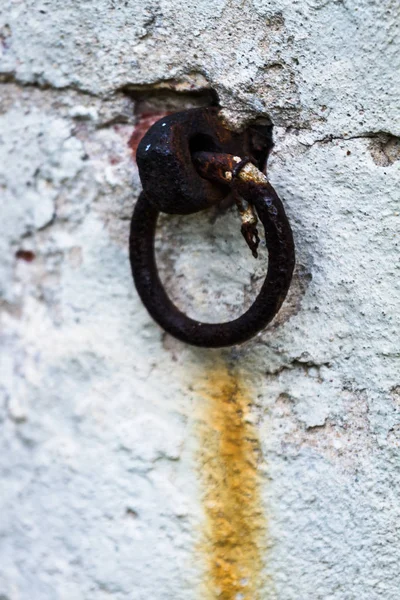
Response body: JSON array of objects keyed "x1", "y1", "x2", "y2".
[
  {"x1": 195, "y1": 361, "x2": 270, "y2": 600},
  {"x1": 1, "y1": 0, "x2": 400, "y2": 595}
]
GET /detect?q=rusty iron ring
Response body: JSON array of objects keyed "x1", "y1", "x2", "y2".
[{"x1": 129, "y1": 149, "x2": 295, "y2": 348}]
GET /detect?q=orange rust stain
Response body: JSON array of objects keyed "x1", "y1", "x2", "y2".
[{"x1": 195, "y1": 362, "x2": 269, "y2": 600}]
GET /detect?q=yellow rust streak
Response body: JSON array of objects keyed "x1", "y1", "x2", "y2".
[{"x1": 196, "y1": 363, "x2": 267, "y2": 600}]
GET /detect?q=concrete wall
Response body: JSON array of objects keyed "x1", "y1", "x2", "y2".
[{"x1": 1, "y1": 1, "x2": 399, "y2": 598}]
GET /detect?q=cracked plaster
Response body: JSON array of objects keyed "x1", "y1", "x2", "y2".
[{"x1": 0, "y1": 1, "x2": 400, "y2": 599}]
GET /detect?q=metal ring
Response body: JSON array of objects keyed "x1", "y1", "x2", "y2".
[{"x1": 129, "y1": 176, "x2": 295, "y2": 348}]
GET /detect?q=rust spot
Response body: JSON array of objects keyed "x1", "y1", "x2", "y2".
[
  {"x1": 15, "y1": 249, "x2": 35, "y2": 262},
  {"x1": 128, "y1": 112, "x2": 170, "y2": 160},
  {"x1": 195, "y1": 361, "x2": 270, "y2": 599}
]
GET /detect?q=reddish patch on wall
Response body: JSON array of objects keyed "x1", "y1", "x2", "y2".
[
  {"x1": 195, "y1": 361, "x2": 270, "y2": 599},
  {"x1": 15, "y1": 249, "x2": 35, "y2": 262}
]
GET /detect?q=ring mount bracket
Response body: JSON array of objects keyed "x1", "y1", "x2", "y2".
[{"x1": 136, "y1": 107, "x2": 273, "y2": 215}]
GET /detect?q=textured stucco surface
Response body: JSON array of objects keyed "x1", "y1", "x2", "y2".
[{"x1": 1, "y1": 1, "x2": 400, "y2": 599}]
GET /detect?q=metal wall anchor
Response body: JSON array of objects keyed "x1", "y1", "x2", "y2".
[{"x1": 129, "y1": 107, "x2": 295, "y2": 348}]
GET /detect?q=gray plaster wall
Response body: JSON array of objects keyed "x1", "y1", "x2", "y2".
[{"x1": 0, "y1": 1, "x2": 399, "y2": 599}]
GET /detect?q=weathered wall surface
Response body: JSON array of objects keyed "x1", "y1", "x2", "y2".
[{"x1": 1, "y1": 1, "x2": 399, "y2": 599}]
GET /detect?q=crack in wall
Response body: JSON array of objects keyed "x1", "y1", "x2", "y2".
[
  {"x1": 300, "y1": 131, "x2": 400, "y2": 165},
  {"x1": 0, "y1": 72, "x2": 99, "y2": 97}
]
